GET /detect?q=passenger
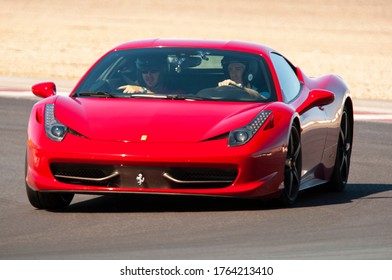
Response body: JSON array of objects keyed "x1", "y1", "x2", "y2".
[
  {"x1": 118, "y1": 55, "x2": 171, "y2": 94},
  {"x1": 218, "y1": 57, "x2": 262, "y2": 98}
]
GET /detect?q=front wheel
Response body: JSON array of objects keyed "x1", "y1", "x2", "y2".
[
  {"x1": 279, "y1": 124, "x2": 302, "y2": 206},
  {"x1": 26, "y1": 184, "x2": 74, "y2": 210}
]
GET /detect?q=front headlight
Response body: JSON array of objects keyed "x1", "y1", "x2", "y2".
[
  {"x1": 45, "y1": 104, "x2": 68, "y2": 141},
  {"x1": 228, "y1": 110, "x2": 272, "y2": 147}
]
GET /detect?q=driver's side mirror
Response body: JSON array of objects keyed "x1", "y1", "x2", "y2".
[
  {"x1": 297, "y1": 89, "x2": 335, "y2": 114},
  {"x1": 32, "y1": 82, "x2": 56, "y2": 98}
]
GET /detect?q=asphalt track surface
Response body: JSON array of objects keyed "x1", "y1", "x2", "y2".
[{"x1": 0, "y1": 95, "x2": 391, "y2": 260}]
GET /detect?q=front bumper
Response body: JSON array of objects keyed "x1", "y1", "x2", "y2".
[{"x1": 26, "y1": 133, "x2": 286, "y2": 199}]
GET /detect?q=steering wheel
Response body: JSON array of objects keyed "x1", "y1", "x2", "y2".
[{"x1": 197, "y1": 85, "x2": 263, "y2": 101}]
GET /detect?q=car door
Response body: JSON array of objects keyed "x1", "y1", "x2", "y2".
[{"x1": 270, "y1": 53, "x2": 328, "y2": 186}]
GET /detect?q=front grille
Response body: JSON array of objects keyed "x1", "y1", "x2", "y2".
[
  {"x1": 50, "y1": 163, "x2": 237, "y2": 189},
  {"x1": 50, "y1": 163, "x2": 119, "y2": 186},
  {"x1": 165, "y1": 167, "x2": 237, "y2": 188},
  {"x1": 168, "y1": 167, "x2": 236, "y2": 182}
]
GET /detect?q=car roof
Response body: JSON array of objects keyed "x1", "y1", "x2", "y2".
[{"x1": 113, "y1": 38, "x2": 275, "y2": 57}]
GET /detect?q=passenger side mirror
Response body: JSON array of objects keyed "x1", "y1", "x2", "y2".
[
  {"x1": 32, "y1": 82, "x2": 56, "y2": 98},
  {"x1": 297, "y1": 89, "x2": 335, "y2": 114}
]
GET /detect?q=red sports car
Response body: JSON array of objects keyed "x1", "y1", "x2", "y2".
[{"x1": 25, "y1": 39, "x2": 353, "y2": 209}]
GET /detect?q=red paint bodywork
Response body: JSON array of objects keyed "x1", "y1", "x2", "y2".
[{"x1": 26, "y1": 39, "x2": 352, "y2": 201}]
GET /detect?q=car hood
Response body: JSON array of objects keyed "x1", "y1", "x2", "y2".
[{"x1": 54, "y1": 96, "x2": 268, "y2": 143}]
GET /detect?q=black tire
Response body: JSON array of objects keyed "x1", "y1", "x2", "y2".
[
  {"x1": 25, "y1": 184, "x2": 74, "y2": 210},
  {"x1": 280, "y1": 124, "x2": 302, "y2": 205},
  {"x1": 328, "y1": 106, "x2": 353, "y2": 191}
]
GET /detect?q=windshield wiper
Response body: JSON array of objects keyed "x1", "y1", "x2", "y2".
[
  {"x1": 130, "y1": 93, "x2": 169, "y2": 99},
  {"x1": 76, "y1": 91, "x2": 119, "y2": 98},
  {"x1": 168, "y1": 94, "x2": 206, "y2": 101},
  {"x1": 76, "y1": 92, "x2": 207, "y2": 100},
  {"x1": 129, "y1": 93, "x2": 206, "y2": 100}
]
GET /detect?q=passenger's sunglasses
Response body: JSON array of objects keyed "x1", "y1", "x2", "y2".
[{"x1": 141, "y1": 69, "x2": 159, "y2": 74}]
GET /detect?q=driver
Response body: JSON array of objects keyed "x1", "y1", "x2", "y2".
[
  {"x1": 118, "y1": 55, "x2": 171, "y2": 94},
  {"x1": 218, "y1": 57, "x2": 261, "y2": 98}
]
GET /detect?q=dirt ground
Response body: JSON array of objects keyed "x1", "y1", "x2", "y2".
[{"x1": 0, "y1": 0, "x2": 391, "y2": 100}]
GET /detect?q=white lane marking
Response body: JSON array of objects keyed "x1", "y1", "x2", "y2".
[
  {"x1": 0, "y1": 90, "x2": 69, "y2": 98},
  {"x1": 354, "y1": 114, "x2": 392, "y2": 122}
]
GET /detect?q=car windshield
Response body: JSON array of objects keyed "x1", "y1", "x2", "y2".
[{"x1": 73, "y1": 48, "x2": 276, "y2": 102}]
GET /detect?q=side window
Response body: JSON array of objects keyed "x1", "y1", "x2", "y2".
[{"x1": 270, "y1": 53, "x2": 301, "y2": 103}]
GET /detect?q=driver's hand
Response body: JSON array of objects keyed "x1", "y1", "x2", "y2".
[
  {"x1": 218, "y1": 79, "x2": 242, "y2": 88},
  {"x1": 118, "y1": 85, "x2": 144, "y2": 94}
]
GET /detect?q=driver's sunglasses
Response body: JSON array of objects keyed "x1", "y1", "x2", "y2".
[{"x1": 141, "y1": 69, "x2": 159, "y2": 74}]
